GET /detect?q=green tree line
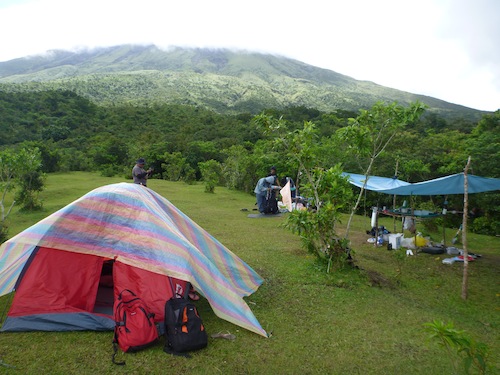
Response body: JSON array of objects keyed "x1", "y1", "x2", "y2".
[{"x1": 0, "y1": 90, "x2": 498, "y2": 235}]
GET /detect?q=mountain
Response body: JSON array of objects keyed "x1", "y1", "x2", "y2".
[{"x1": 0, "y1": 44, "x2": 487, "y2": 120}]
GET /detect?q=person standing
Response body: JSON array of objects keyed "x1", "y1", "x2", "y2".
[
  {"x1": 268, "y1": 166, "x2": 281, "y2": 186},
  {"x1": 132, "y1": 158, "x2": 153, "y2": 186},
  {"x1": 254, "y1": 175, "x2": 280, "y2": 214}
]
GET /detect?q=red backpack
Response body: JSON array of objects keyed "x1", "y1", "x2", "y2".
[{"x1": 112, "y1": 289, "x2": 159, "y2": 364}]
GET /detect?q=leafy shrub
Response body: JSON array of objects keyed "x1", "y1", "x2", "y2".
[
  {"x1": 198, "y1": 160, "x2": 222, "y2": 193},
  {"x1": 283, "y1": 166, "x2": 353, "y2": 272},
  {"x1": 424, "y1": 320, "x2": 491, "y2": 374},
  {"x1": 99, "y1": 164, "x2": 117, "y2": 177},
  {"x1": 15, "y1": 159, "x2": 45, "y2": 212},
  {"x1": 471, "y1": 216, "x2": 500, "y2": 236}
]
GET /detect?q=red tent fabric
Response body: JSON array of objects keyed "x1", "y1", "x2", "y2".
[{"x1": 4, "y1": 247, "x2": 186, "y2": 331}]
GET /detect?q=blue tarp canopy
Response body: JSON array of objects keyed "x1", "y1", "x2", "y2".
[
  {"x1": 342, "y1": 173, "x2": 410, "y2": 192},
  {"x1": 343, "y1": 172, "x2": 500, "y2": 196}
]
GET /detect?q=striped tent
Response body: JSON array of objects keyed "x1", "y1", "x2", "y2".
[{"x1": 0, "y1": 183, "x2": 267, "y2": 337}]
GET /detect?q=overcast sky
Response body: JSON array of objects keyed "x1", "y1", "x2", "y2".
[{"x1": 1, "y1": 0, "x2": 499, "y2": 112}]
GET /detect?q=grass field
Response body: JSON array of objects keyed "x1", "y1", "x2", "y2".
[{"x1": 0, "y1": 172, "x2": 498, "y2": 374}]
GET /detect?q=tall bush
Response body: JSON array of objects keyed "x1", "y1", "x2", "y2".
[
  {"x1": 14, "y1": 147, "x2": 45, "y2": 211},
  {"x1": 198, "y1": 159, "x2": 222, "y2": 193}
]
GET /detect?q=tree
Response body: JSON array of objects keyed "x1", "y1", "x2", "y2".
[
  {"x1": 422, "y1": 129, "x2": 469, "y2": 176},
  {"x1": 467, "y1": 110, "x2": 500, "y2": 177},
  {"x1": 90, "y1": 135, "x2": 130, "y2": 173},
  {"x1": 161, "y1": 152, "x2": 187, "y2": 181},
  {"x1": 185, "y1": 141, "x2": 222, "y2": 178},
  {"x1": 283, "y1": 165, "x2": 353, "y2": 271},
  {"x1": 0, "y1": 149, "x2": 17, "y2": 242},
  {"x1": 21, "y1": 140, "x2": 62, "y2": 173},
  {"x1": 221, "y1": 145, "x2": 256, "y2": 192},
  {"x1": 461, "y1": 156, "x2": 471, "y2": 300},
  {"x1": 135, "y1": 141, "x2": 172, "y2": 179},
  {"x1": 14, "y1": 147, "x2": 45, "y2": 211},
  {"x1": 198, "y1": 159, "x2": 222, "y2": 193},
  {"x1": 253, "y1": 114, "x2": 353, "y2": 271},
  {"x1": 465, "y1": 111, "x2": 500, "y2": 236},
  {"x1": 253, "y1": 115, "x2": 322, "y2": 204},
  {"x1": 336, "y1": 101, "x2": 427, "y2": 239}
]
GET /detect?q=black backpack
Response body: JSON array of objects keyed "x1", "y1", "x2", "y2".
[
  {"x1": 263, "y1": 189, "x2": 279, "y2": 214},
  {"x1": 164, "y1": 285, "x2": 208, "y2": 356}
]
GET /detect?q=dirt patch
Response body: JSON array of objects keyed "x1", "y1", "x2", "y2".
[{"x1": 363, "y1": 268, "x2": 397, "y2": 289}]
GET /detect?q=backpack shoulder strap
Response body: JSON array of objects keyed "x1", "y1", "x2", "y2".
[
  {"x1": 183, "y1": 282, "x2": 191, "y2": 300},
  {"x1": 118, "y1": 289, "x2": 136, "y2": 301}
]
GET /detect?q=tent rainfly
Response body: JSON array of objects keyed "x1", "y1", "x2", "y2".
[{"x1": 0, "y1": 183, "x2": 267, "y2": 337}]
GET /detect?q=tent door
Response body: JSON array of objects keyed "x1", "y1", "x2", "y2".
[{"x1": 93, "y1": 260, "x2": 114, "y2": 315}]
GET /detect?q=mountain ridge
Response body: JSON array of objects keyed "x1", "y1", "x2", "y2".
[{"x1": 0, "y1": 44, "x2": 487, "y2": 120}]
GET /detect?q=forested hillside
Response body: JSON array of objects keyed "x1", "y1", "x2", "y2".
[{"x1": 0, "y1": 45, "x2": 488, "y2": 121}]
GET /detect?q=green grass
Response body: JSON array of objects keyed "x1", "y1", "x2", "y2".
[{"x1": 0, "y1": 172, "x2": 498, "y2": 374}]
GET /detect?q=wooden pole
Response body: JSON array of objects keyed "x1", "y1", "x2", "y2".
[
  {"x1": 393, "y1": 160, "x2": 399, "y2": 233},
  {"x1": 442, "y1": 196, "x2": 447, "y2": 246},
  {"x1": 461, "y1": 156, "x2": 471, "y2": 300}
]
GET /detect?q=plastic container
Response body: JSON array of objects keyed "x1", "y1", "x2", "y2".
[
  {"x1": 442, "y1": 258, "x2": 456, "y2": 265},
  {"x1": 415, "y1": 235, "x2": 427, "y2": 247},
  {"x1": 371, "y1": 207, "x2": 377, "y2": 228},
  {"x1": 388, "y1": 234, "x2": 403, "y2": 250}
]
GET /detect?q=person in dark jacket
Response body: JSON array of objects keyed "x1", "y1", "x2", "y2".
[{"x1": 132, "y1": 158, "x2": 153, "y2": 186}]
